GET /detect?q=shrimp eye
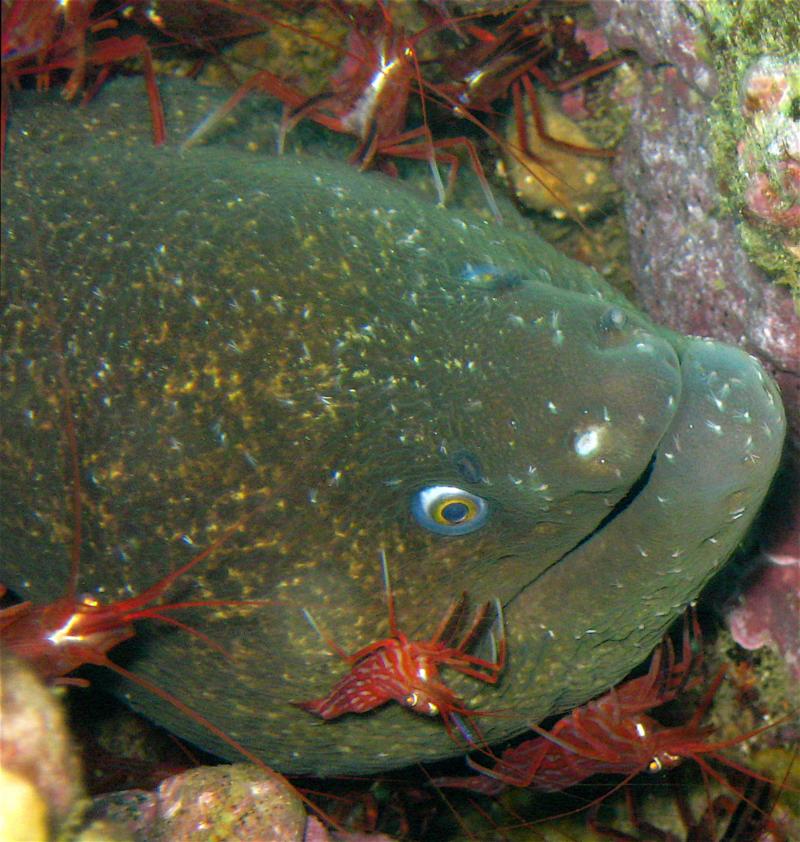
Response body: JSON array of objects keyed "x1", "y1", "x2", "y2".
[
  {"x1": 403, "y1": 692, "x2": 438, "y2": 716},
  {"x1": 648, "y1": 752, "x2": 679, "y2": 773},
  {"x1": 411, "y1": 486, "x2": 489, "y2": 535}
]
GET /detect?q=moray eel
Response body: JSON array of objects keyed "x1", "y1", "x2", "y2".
[{"x1": 0, "y1": 81, "x2": 785, "y2": 775}]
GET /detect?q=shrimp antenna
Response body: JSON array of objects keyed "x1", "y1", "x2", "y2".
[
  {"x1": 450, "y1": 711, "x2": 477, "y2": 745},
  {"x1": 302, "y1": 607, "x2": 323, "y2": 640},
  {"x1": 378, "y1": 547, "x2": 399, "y2": 634},
  {"x1": 489, "y1": 597, "x2": 505, "y2": 663},
  {"x1": 301, "y1": 607, "x2": 349, "y2": 661}
]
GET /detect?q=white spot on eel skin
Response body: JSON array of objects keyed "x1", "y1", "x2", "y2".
[{"x1": 573, "y1": 425, "x2": 604, "y2": 458}]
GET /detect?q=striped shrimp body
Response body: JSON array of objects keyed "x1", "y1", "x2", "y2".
[
  {"x1": 437, "y1": 612, "x2": 795, "y2": 806},
  {"x1": 182, "y1": 0, "x2": 502, "y2": 219},
  {"x1": 296, "y1": 551, "x2": 506, "y2": 745},
  {"x1": 182, "y1": 1, "x2": 622, "y2": 222}
]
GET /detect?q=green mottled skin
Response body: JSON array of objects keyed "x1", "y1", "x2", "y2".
[{"x1": 0, "y1": 81, "x2": 785, "y2": 775}]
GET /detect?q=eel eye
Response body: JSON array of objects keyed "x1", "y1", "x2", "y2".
[{"x1": 411, "y1": 485, "x2": 489, "y2": 535}]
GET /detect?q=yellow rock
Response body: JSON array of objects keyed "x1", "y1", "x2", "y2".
[
  {"x1": 502, "y1": 88, "x2": 619, "y2": 219},
  {"x1": 0, "y1": 767, "x2": 49, "y2": 842}
]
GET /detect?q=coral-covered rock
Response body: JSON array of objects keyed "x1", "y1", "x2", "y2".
[
  {"x1": 87, "y1": 764, "x2": 307, "y2": 841},
  {"x1": 592, "y1": 0, "x2": 717, "y2": 95},
  {"x1": 154, "y1": 764, "x2": 306, "y2": 842},
  {"x1": 86, "y1": 764, "x2": 403, "y2": 842},
  {"x1": 736, "y1": 55, "x2": 800, "y2": 274},
  {"x1": 727, "y1": 459, "x2": 800, "y2": 681},
  {"x1": 728, "y1": 561, "x2": 800, "y2": 681},
  {"x1": 0, "y1": 767, "x2": 50, "y2": 842},
  {"x1": 0, "y1": 651, "x2": 84, "y2": 838}
]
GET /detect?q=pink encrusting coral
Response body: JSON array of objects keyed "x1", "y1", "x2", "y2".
[
  {"x1": 728, "y1": 471, "x2": 800, "y2": 681},
  {"x1": 760, "y1": 481, "x2": 800, "y2": 568},
  {"x1": 737, "y1": 56, "x2": 800, "y2": 237},
  {"x1": 728, "y1": 562, "x2": 800, "y2": 681},
  {"x1": 743, "y1": 166, "x2": 800, "y2": 230}
]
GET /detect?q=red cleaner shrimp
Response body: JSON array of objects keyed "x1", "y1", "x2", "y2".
[
  {"x1": 435, "y1": 609, "x2": 798, "y2": 818},
  {"x1": 181, "y1": 0, "x2": 505, "y2": 219},
  {"x1": 295, "y1": 549, "x2": 506, "y2": 746}
]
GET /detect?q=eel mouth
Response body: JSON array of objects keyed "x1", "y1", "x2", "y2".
[
  {"x1": 499, "y1": 333, "x2": 786, "y2": 636},
  {"x1": 499, "y1": 448, "x2": 658, "y2": 613}
]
